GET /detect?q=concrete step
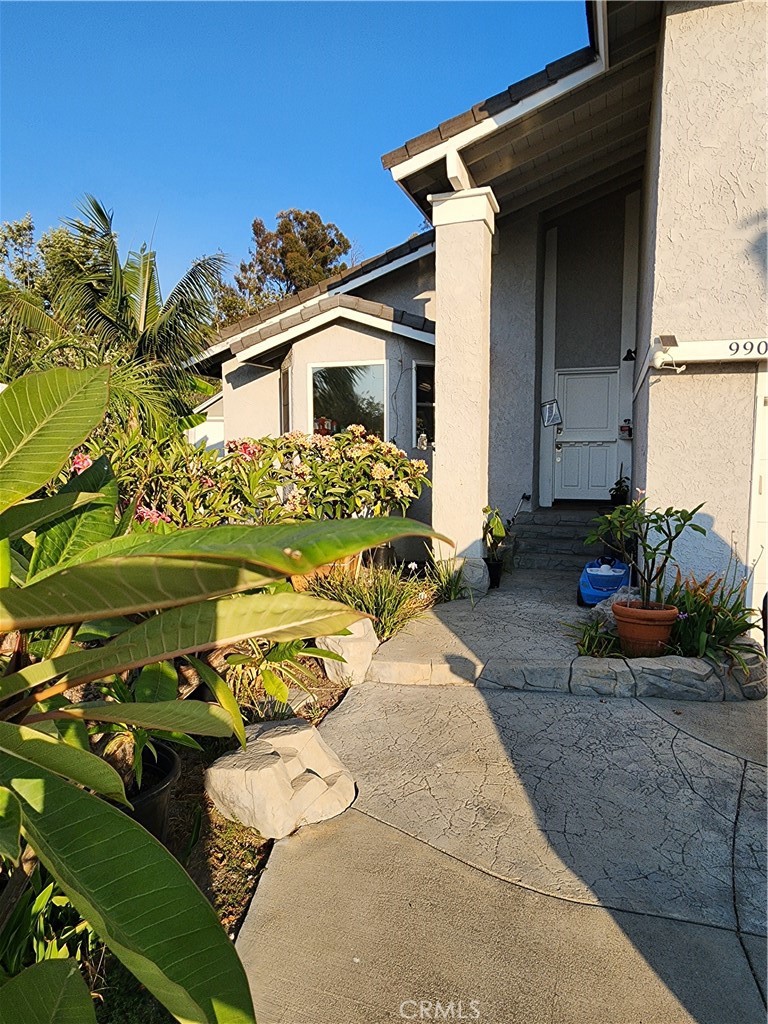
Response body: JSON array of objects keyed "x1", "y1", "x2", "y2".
[
  {"x1": 513, "y1": 538, "x2": 602, "y2": 556},
  {"x1": 513, "y1": 552, "x2": 593, "y2": 571},
  {"x1": 515, "y1": 507, "x2": 607, "y2": 527},
  {"x1": 510, "y1": 523, "x2": 601, "y2": 540}
]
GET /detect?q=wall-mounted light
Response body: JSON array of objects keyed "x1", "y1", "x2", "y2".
[{"x1": 622, "y1": 348, "x2": 636, "y2": 362}]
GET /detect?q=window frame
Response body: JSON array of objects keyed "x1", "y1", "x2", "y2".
[
  {"x1": 412, "y1": 360, "x2": 436, "y2": 448},
  {"x1": 307, "y1": 359, "x2": 388, "y2": 438}
]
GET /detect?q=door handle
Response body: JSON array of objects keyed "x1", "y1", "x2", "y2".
[{"x1": 555, "y1": 443, "x2": 562, "y2": 451}]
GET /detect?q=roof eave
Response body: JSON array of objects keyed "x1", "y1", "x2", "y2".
[{"x1": 381, "y1": 2, "x2": 610, "y2": 199}]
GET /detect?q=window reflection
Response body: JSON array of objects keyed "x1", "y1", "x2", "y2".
[{"x1": 312, "y1": 364, "x2": 385, "y2": 437}]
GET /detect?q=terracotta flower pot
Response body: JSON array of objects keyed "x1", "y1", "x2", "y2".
[
  {"x1": 612, "y1": 601, "x2": 678, "y2": 658},
  {"x1": 291, "y1": 552, "x2": 361, "y2": 592}
]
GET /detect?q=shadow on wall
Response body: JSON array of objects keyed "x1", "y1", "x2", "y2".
[{"x1": 740, "y1": 210, "x2": 767, "y2": 278}]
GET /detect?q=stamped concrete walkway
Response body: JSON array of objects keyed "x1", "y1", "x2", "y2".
[
  {"x1": 365, "y1": 569, "x2": 590, "y2": 686},
  {"x1": 237, "y1": 685, "x2": 767, "y2": 1023}
]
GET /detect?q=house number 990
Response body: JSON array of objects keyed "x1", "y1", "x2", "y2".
[{"x1": 729, "y1": 341, "x2": 768, "y2": 356}]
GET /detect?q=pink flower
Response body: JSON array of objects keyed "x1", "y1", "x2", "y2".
[
  {"x1": 135, "y1": 505, "x2": 172, "y2": 525},
  {"x1": 200, "y1": 476, "x2": 215, "y2": 489},
  {"x1": 71, "y1": 453, "x2": 92, "y2": 475}
]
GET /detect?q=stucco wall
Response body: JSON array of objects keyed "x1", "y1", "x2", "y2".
[
  {"x1": 634, "y1": 0, "x2": 766, "y2": 582},
  {"x1": 351, "y1": 255, "x2": 435, "y2": 320},
  {"x1": 640, "y1": 0, "x2": 767, "y2": 346},
  {"x1": 644, "y1": 363, "x2": 757, "y2": 578},
  {"x1": 222, "y1": 359, "x2": 281, "y2": 440},
  {"x1": 554, "y1": 191, "x2": 625, "y2": 368},
  {"x1": 489, "y1": 213, "x2": 538, "y2": 515}
]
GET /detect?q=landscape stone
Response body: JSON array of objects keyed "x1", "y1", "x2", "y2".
[
  {"x1": 718, "y1": 644, "x2": 768, "y2": 701},
  {"x1": 315, "y1": 617, "x2": 379, "y2": 685},
  {"x1": 205, "y1": 718, "x2": 355, "y2": 839},
  {"x1": 570, "y1": 656, "x2": 635, "y2": 697},
  {"x1": 457, "y1": 556, "x2": 490, "y2": 598},
  {"x1": 631, "y1": 656, "x2": 724, "y2": 701},
  {"x1": 479, "y1": 657, "x2": 570, "y2": 692}
]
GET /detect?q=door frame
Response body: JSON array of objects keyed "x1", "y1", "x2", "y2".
[{"x1": 538, "y1": 190, "x2": 639, "y2": 506}]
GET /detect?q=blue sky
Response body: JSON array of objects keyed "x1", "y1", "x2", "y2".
[{"x1": 0, "y1": 1, "x2": 588, "y2": 288}]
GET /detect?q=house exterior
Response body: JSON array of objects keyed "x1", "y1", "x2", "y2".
[{"x1": 198, "y1": 1, "x2": 767, "y2": 604}]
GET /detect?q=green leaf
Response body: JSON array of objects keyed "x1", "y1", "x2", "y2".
[
  {"x1": 0, "y1": 558, "x2": 275, "y2": 631},
  {"x1": 261, "y1": 667, "x2": 289, "y2": 704},
  {"x1": 75, "y1": 617, "x2": 135, "y2": 642},
  {"x1": 27, "y1": 456, "x2": 118, "y2": 579},
  {"x1": 0, "y1": 367, "x2": 110, "y2": 515},
  {"x1": 50, "y1": 700, "x2": 234, "y2": 737},
  {"x1": 134, "y1": 660, "x2": 178, "y2": 703},
  {"x1": 1, "y1": 591, "x2": 365, "y2": 699},
  {"x1": 0, "y1": 958, "x2": 97, "y2": 1024},
  {"x1": 187, "y1": 656, "x2": 246, "y2": 749},
  {"x1": 302, "y1": 646, "x2": 346, "y2": 662},
  {"x1": 0, "y1": 721, "x2": 127, "y2": 804},
  {"x1": 0, "y1": 537, "x2": 8, "y2": 589},
  {"x1": 0, "y1": 754, "x2": 255, "y2": 1024},
  {"x1": 38, "y1": 515, "x2": 442, "y2": 581},
  {"x1": 0, "y1": 492, "x2": 105, "y2": 542},
  {"x1": 0, "y1": 518, "x2": 440, "y2": 631},
  {"x1": 0, "y1": 785, "x2": 21, "y2": 863}
]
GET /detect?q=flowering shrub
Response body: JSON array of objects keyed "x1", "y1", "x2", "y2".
[
  {"x1": 233, "y1": 426, "x2": 429, "y2": 521},
  {"x1": 82, "y1": 426, "x2": 235, "y2": 530},
  {"x1": 81, "y1": 424, "x2": 430, "y2": 531}
]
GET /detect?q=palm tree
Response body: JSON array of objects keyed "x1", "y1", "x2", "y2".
[{"x1": 0, "y1": 196, "x2": 225, "y2": 429}]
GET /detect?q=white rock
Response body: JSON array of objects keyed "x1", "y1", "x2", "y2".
[
  {"x1": 315, "y1": 618, "x2": 379, "y2": 685},
  {"x1": 588, "y1": 586, "x2": 641, "y2": 626},
  {"x1": 204, "y1": 718, "x2": 355, "y2": 839}
]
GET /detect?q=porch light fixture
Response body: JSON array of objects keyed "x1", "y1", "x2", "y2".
[{"x1": 622, "y1": 348, "x2": 636, "y2": 362}]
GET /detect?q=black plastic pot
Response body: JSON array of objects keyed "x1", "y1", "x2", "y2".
[
  {"x1": 370, "y1": 543, "x2": 396, "y2": 569},
  {"x1": 484, "y1": 557, "x2": 504, "y2": 589},
  {"x1": 124, "y1": 742, "x2": 181, "y2": 846}
]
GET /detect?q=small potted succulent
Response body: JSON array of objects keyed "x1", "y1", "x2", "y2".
[
  {"x1": 482, "y1": 506, "x2": 509, "y2": 589},
  {"x1": 586, "y1": 498, "x2": 706, "y2": 657}
]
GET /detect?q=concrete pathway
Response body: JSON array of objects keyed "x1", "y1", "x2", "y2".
[
  {"x1": 237, "y1": 686, "x2": 767, "y2": 1023},
  {"x1": 366, "y1": 569, "x2": 586, "y2": 685}
]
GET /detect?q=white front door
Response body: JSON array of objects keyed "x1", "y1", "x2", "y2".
[{"x1": 553, "y1": 369, "x2": 619, "y2": 501}]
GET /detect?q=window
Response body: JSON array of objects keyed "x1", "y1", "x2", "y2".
[
  {"x1": 279, "y1": 367, "x2": 291, "y2": 433},
  {"x1": 310, "y1": 362, "x2": 385, "y2": 437},
  {"x1": 414, "y1": 363, "x2": 435, "y2": 446}
]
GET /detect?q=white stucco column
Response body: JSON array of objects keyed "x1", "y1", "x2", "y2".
[{"x1": 428, "y1": 186, "x2": 499, "y2": 560}]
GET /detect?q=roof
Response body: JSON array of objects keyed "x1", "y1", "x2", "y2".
[
  {"x1": 232, "y1": 293, "x2": 435, "y2": 361},
  {"x1": 381, "y1": 1, "x2": 662, "y2": 215},
  {"x1": 381, "y1": 45, "x2": 597, "y2": 172},
  {"x1": 219, "y1": 229, "x2": 435, "y2": 344}
]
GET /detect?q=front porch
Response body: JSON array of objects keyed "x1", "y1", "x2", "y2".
[{"x1": 365, "y1": 568, "x2": 765, "y2": 702}]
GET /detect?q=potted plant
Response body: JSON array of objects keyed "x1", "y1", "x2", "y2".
[
  {"x1": 586, "y1": 498, "x2": 706, "y2": 657},
  {"x1": 482, "y1": 506, "x2": 508, "y2": 589},
  {"x1": 609, "y1": 470, "x2": 630, "y2": 506}
]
